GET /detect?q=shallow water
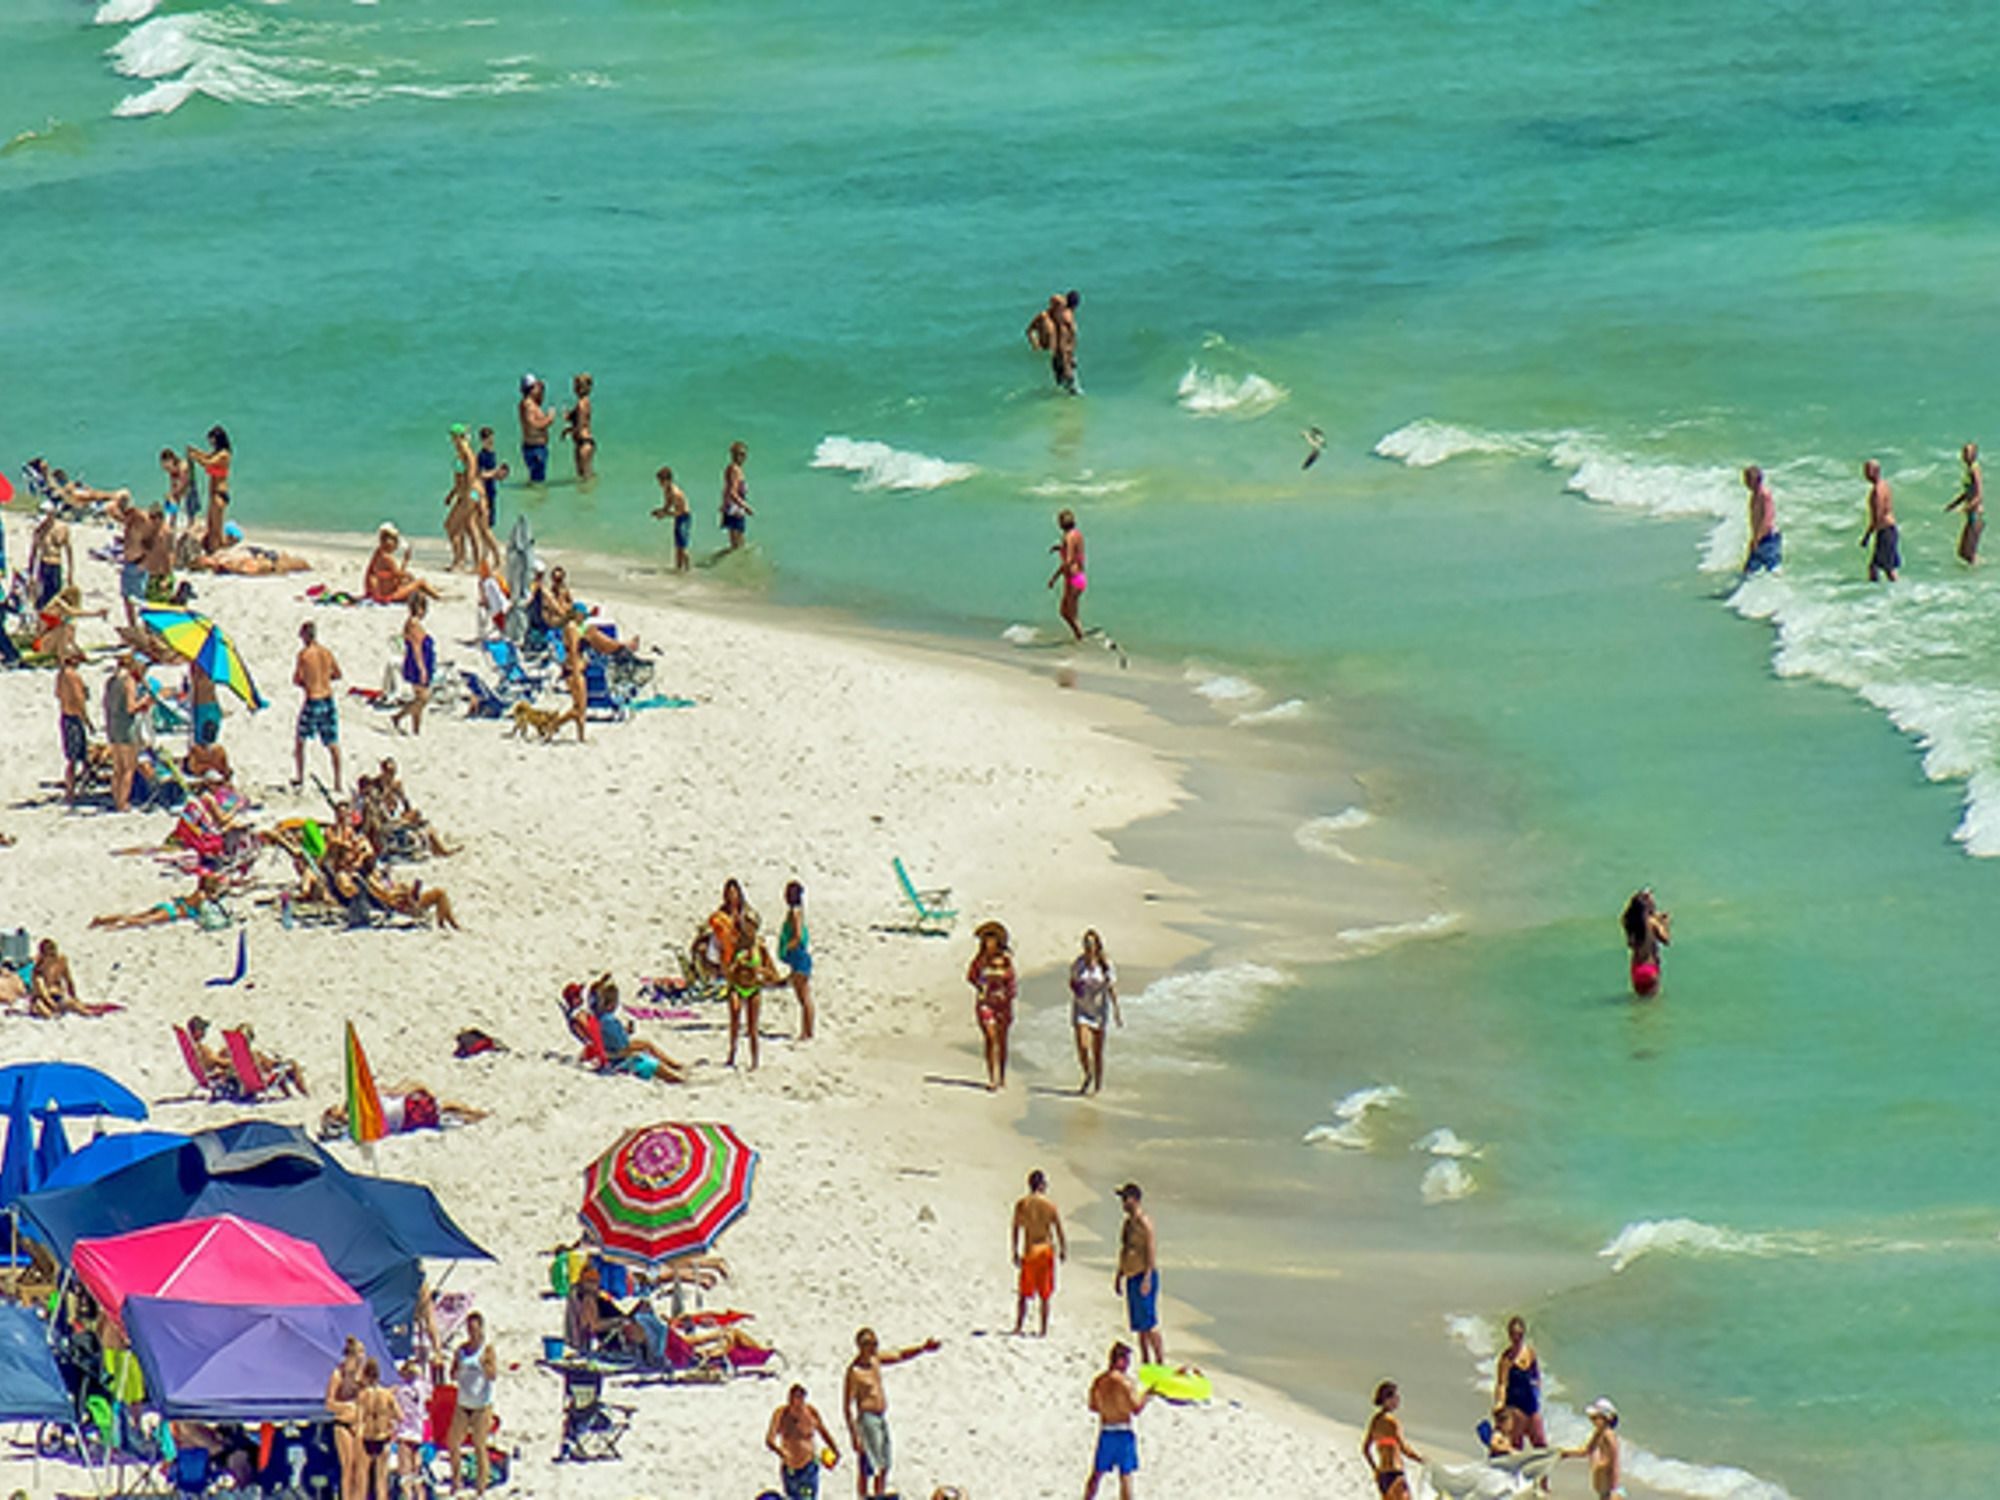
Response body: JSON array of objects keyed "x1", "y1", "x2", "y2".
[{"x1": 8, "y1": 3, "x2": 2000, "y2": 1494}]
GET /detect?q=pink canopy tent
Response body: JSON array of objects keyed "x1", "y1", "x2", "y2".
[{"x1": 73, "y1": 1213, "x2": 360, "y2": 1329}]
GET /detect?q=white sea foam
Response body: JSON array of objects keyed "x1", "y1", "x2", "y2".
[
  {"x1": 1186, "y1": 672, "x2": 1260, "y2": 704},
  {"x1": 1000, "y1": 624, "x2": 1039, "y2": 645},
  {"x1": 1599, "y1": 1218, "x2": 1789, "y2": 1274},
  {"x1": 1374, "y1": 419, "x2": 1540, "y2": 468},
  {"x1": 1027, "y1": 472, "x2": 1135, "y2": 499},
  {"x1": 1130, "y1": 962, "x2": 1289, "y2": 1038},
  {"x1": 1302, "y1": 1084, "x2": 1404, "y2": 1149},
  {"x1": 1232, "y1": 697, "x2": 1305, "y2": 726},
  {"x1": 1420, "y1": 1159, "x2": 1476, "y2": 1204},
  {"x1": 93, "y1": 0, "x2": 159, "y2": 23},
  {"x1": 811, "y1": 436, "x2": 977, "y2": 492},
  {"x1": 1335, "y1": 911, "x2": 1459, "y2": 953},
  {"x1": 1294, "y1": 807, "x2": 1373, "y2": 861},
  {"x1": 107, "y1": 10, "x2": 542, "y2": 118},
  {"x1": 1176, "y1": 364, "x2": 1288, "y2": 418},
  {"x1": 1413, "y1": 1126, "x2": 1481, "y2": 1159}
]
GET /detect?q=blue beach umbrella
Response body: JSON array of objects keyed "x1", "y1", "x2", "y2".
[
  {"x1": 0, "y1": 1086, "x2": 31, "y2": 1207},
  {"x1": 31, "y1": 1117, "x2": 69, "y2": 1187},
  {"x1": 36, "y1": 1131, "x2": 187, "y2": 1194},
  {"x1": 0, "y1": 1063, "x2": 147, "y2": 1123}
]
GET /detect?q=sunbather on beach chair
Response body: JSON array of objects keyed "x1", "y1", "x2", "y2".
[
  {"x1": 90, "y1": 873, "x2": 230, "y2": 930},
  {"x1": 178, "y1": 1016, "x2": 236, "y2": 1099},
  {"x1": 590, "y1": 981, "x2": 684, "y2": 1081},
  {"x1": 226, "y1": 1024, "x2": 307, "y2": 1097}
]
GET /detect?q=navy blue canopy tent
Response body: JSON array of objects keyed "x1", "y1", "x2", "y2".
[
  {"x1": 16, "y1": 1122, "x2": 487, "y2": 1351},
  {"x1": 35, "y1": 1131, "x2": 188, "y2": 1194},
  {"x1": 125, "y1": 1297, "x2": 396, "y2": 1422},
  {"x1": 0, "y1": 1304, "x2": 69, "y2": 1424}
]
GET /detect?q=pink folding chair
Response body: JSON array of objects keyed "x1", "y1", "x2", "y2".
[
  {"x1": 220, "y1": 1030, "x2": 279, "y2": 1102},
  {"x1": 173, "y1": 1026, "x2": 228, "y2": 1102}
]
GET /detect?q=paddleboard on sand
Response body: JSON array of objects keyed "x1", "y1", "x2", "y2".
[{"x1": 1137, "y1": 1364, "x2": 1212, "y2": 1404}]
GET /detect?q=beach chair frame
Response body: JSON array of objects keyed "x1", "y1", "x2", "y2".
[
  {"x1": 219, "y1": 1029, "x2": 280, "y2": 1103},
  {"x1": 891, "y1": 857, "x2": 958, "y2": 933}
]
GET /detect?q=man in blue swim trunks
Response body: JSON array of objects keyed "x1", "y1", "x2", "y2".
[
  {"x1": 651, "y1": 465, "x2": 691, "y2": 573},
  {"x1": 1083, "y1": 1341, "x2": 1151, "y2": 1500},
  {"x1": 721, "y1": 442, "x2": 753, "y2": 549},
  {"x1": 291, "y1": 620, "x2": 343, "y2": 793},
  {"x1": 1114, "y1": 1183, "x2": 1163, "y2": 1365},
  {"x1": 1741, "y1": 465, "x2": 1781, "y2": 574},
  {"x1": 1859, "y1": 458, "x2": 1898, "y2": 582},
  {"x1": 477, "y1": 426, "x2": 509, "y2": 528},
  {"x1": 518, "y1": 375, "x2": 554, "y2": 485}
]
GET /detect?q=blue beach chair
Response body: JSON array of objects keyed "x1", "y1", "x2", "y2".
[{"x1": 891, "y1": 857, "x2": 957, "y2": 933}]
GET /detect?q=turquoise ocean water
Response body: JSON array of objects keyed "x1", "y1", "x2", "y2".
[{"x1": 6, "y1": 3, "x2": 2000, "y2": 1494}]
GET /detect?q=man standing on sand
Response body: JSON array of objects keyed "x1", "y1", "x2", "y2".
[
  {"x1": 56, "y1": 653, "x2": 91, "y2": 806},
  {"x1": 518, "y1": 375, "x2": 555, "y2": 485},
  {"x1": 766, "y1": 1383, "x2": 840, "y2": 1500},
  {"x1": 721, "y1": 442, "x2": 753, "y2": 549},
  {"x1": 141, "y1": 503, "x2": 174, "y2": 603},
  {"x1": 841, "y1": 1326, "x2": 939, "y2": 1500},
  {"x1": 1860, "y1": 458, "x2": 1899, "y2": 582},
  {"x1": 1741, "y1": 465, "x2": 1781, "y2": 574},
  {"x1": 1011, "y1": 1169, "x2": 1067, "y2": 1337},
  {"x1": 292, "y1": 621, "x2": 343, "y2": 792},
  {"x1": 1114, "y1": 1183, "x2": 1163, "y2": 1366},
  {"x1": 114, "y1": 496, "x2": 152, "y2": 627},
  {"x1": 651, "y1": 466, "x2": 691, "y2": 573},
  {"x1": 1083, "y1": 1342, "x2": 1152, "y2": 1500}
]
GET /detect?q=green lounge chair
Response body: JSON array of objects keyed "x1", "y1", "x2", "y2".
[{"x1": 891, "y1": 857, "x2": 957, "y2": 933}]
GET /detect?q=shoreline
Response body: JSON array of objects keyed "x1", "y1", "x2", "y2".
[{"x1": 0, "y1": 511, "x2": 1388, "y2": 1497}]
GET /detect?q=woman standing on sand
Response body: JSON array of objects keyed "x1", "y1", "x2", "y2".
[
  {"x1": 710, "y1": 878, "x2": 753, "y2": 969},
  {"x1": 390, "y1": 596, "x2": 434, "y2": 737},
  {"x1": 1363, "y1": 1381, "x2": 1424, "y2": 1500},
  {"x1": 1620, "y1": 889, "x2": 1669, "y2": 998},
  {"x1": 967, "y1": 920, "x2": 1017, "y2": 1091},
  {"x1": 1493, "y1": 1315, "x2": 1547, "y2": 1451},
  {"x1": 1068, "y1": 929, "x2": 1121, "y2": 1095},
  {"x1": 778, "y1": 880, "x2": 814, "y2": 1041},
  {"x1": 325, "y1": 1335, "x2": 366, "y2": 1500}
]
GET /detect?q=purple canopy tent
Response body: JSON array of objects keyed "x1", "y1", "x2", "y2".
[{"x1": 123, "y1": 1297, "x2": 397, "y2": 1422}]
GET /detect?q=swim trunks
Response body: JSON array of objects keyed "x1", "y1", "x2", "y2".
[
  {"x1": 1630, "y1": 960, "x2": 1660, "y2": 998},
  {"x1": 1124, "y1": 1269, "x2": 1158, "y2": 1333},
  {"x1": 1871, "y1": 524, "x2": 1901, "y2": 574},
  {"x1": 855, "y1": 1411, "x2": 890, "y2": 1479},
  {"x1": 297, "y1": 696, "x2": 339, "y2": 745},
  {"x1": 1744, "y1": 531, "x2": 1782, "y2": 574},
  {"x1": 120, "y1": 562, "x2": 147, "y2": 600},
  {"x1": 781, "y1": 1461, "x2": 819, "y2": 1500},
  {"x1": 1019, "y1": 1242, "x2": 1056, "y2": 1300},
  {"x1": 35, "y1": 563, "x2": 62, "y2": 609},
  {"x1": 1092, "y1": 1427, "x2": 1139, "y2": 1475},
  {"x1": 674, "y1": 513, "x2": 692, "y2": 551},
  {"x1": 193, "y1": 702, "x2": 222, "y2": 747},
  {"x1": 522, "y1": 443, "x2": 549, "y2": 484},
  {"x1": 60, "y1": 713, "x2": 86, "y2": 765},
  {"x1": 723, "y1": 514, "x2": 746, "y2": 535}
]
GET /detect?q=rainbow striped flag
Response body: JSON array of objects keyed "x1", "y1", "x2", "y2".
[{"x1": 344, "y1": 1022, "x2": 387, "y2": 1146}]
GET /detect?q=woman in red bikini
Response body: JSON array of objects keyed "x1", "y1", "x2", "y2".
[
  {"x1": 967, "y1": 920, "x2": 1017, "y2": 1091},
  {"x1": 1364, "y1": 1380, "x2": 1424, "y2": 1499},
  {"x1": 1620, "y1": 889, "x2": 1670, "y2": 998}
]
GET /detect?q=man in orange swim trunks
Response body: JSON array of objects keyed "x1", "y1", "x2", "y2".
[{"x1": 1010, "y1": 1169, "x2": 1067, "y2": 1337}]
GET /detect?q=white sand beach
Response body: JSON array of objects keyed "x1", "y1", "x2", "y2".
[{"x1": 0, "y1": 517, "x2": 1380, "y2": 1498}]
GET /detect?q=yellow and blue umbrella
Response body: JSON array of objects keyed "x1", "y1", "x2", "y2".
[{"x1": 138, "y1": 607, "x2": 265, "y2": 709}]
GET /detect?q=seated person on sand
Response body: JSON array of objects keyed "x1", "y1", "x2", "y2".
[
  {"x1": 91, "y1": 872, "x2": 230, "y2": 931},
  {"x1": 188, "y1": 543, "x2": 310, "y2": 576},
  {"x1": 357, "y1": 759, "x2": 456, "y2": 858},
  {"x1": 53, "y1": 470, "x2": 131, "y2": 515},
  {"x1": 330, "y1": 867, "x2": 460, "y2": 929},
  {"x1": 364, "y1": 524, "x2": 441, "y2": 605},
  {"x1": 234, "y1": 1021, "x2": 307, "y2": 1096},
  {"x1": 591, "y1": 982, "x2": 685, "y2": 1082},
  {"x1": 543, "y1": 567, "x2": 639, "y2": 657},
  {"x1": 184, "y1": 737, "x2": 232, "y2": 787},
  {"x1": 28, "y1": 939, "x2": 116, "y2": 1019},
  {"x1": 185, "y1": 1016, "x2": 229, "y2": 1083},
  {"x1": 317, "y1": 1083, "x2": 486, "y2": 1139},
  {"x1": 36, "y1": 586, "x2": 102, "y2": 662},
  {"x1": 565, "y1": 1264, "x2": 645, "y2": 1357}
]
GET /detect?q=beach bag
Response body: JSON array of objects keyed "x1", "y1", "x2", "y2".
[
  {"x1": 402, "y1": 1089, "x2": 440, "y2": 1131},
  {"x1": 454, "y1": 1028, "x2": 501, "y2": 1058}
]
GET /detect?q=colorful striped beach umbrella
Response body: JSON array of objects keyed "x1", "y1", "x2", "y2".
[
  {"x1": 344, "y1": 1023, "x2": 387, "y2": 1147},
  {"x1": 578, "y1": 1122, "x2": 758, "y2": 1266},
  {"x1": 138, "y1": 606, "x2": 265, "y2": 709}
]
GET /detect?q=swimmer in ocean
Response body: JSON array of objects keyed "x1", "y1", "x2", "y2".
[
  {"x1": 1620, "y1": 889, "x2": 1669, "y2": 998},
  {"x1": 1742, "y1": 465, "x2": 1781, "y2": 573},
  {"x1": 1048, "y1": 508, "x2": 1087, "y2": 641},
  {"x1": 1946, "y1": 442, "x2": 1982, "y2": 565},
  {"x1": 1859, "y1": 458, "x2": 1898, "y2": 582},
  {"x1": 1055, "y1": 289, "x2": 1081, "y2": 394}
]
